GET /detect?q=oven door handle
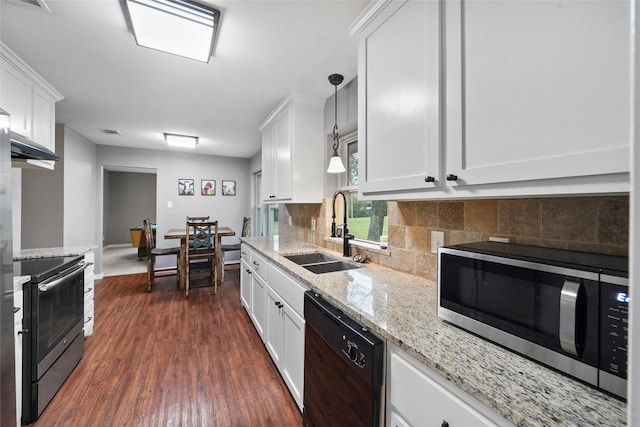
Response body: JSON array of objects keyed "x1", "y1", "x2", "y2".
[
  {"x1": 38, "y1": 262, "x2": 93, "y2": 293},
  {"x1": 559, "y1": 279, "x2": 582, "y2": 356}
]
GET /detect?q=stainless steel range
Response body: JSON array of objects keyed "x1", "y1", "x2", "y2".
[{"x1": 14, "y1": 256, "x2": 90, "y2": 424}]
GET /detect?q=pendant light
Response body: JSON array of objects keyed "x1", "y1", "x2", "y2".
[{"x1": 327, "y1": 73, "x2": 346, "y2": 174}]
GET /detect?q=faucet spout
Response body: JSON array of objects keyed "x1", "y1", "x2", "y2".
[{"x1": 332, "y1": 190, "x2": 353, "y2": 257}]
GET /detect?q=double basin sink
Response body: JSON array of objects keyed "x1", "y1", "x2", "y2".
[{"x1": 284, "y1": 252, "x2": 360, "y2": 274}]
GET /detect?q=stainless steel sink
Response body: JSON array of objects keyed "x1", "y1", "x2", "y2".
[
  {"x1": 284, "y1": 253, "x2": 339, "y2": 265},
  {"x1": 302, "y1": 261, "x2": 360, "y2": 274},
  {"x1": 283, "y1": 252, "x2": 360, "y2": 274}
]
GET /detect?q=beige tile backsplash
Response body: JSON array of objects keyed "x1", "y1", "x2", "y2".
[{"x1": 282, "y1": 196, "x2": 629, "y2": 282}]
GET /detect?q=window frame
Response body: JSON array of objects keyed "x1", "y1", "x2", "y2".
[{"x1": 336, "y1": 131, "x2": 388, "y2": 246}]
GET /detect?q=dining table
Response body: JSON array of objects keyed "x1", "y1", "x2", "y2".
[{"x1": 164, "y1": 226, "x2": 235, "y2": 291}]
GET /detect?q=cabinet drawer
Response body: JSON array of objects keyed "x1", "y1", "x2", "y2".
[
  {"x1": 84, "y1": 284, "x2": 94, "y2": 306},
  {"x1": 84, "y1": 299, "x2": 94, "y2": 323},
  {"x1": 250, "y1": 251, "x2": 267, "y2": 279},
  {"x1": 84, "y1": 317, "x2": 94, "y2": 337},
  {"x1": 388, "y1": 345, "x2": 510, "y2": 427},
  {"x1": 266, "y1": 263, "x2": 307, "y2": 316}
]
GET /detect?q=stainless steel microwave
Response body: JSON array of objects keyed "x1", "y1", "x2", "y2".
[{"x1": 437, "y1": 241, "x2": 628, "y2": 399}]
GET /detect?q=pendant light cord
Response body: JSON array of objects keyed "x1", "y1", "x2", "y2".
[{"x1": 332, "y1": 83, "x2": 340, "y2": 154}]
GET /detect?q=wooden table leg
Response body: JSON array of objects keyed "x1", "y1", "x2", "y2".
[{"x1": 179, "y1": 238, "x2": 187, "y2": 290}]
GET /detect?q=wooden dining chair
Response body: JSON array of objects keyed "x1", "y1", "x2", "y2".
[
  {"x1": 221, "y1": 217, "x2": 251, "y2": 281},
  {"x1": 144, "y1": 219, "x2": 180, "y2": 292},
  {"x1": 185, "y1": 219, "x2": 219, "y2": 297},
  {"x1": 187, "y1": 215, "x2": 209, "y2": 222}
]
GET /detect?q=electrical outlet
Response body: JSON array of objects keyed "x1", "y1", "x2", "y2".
[
  {"x1": 311, "y1": 218, "x2": 316, "y2": 231},
  {"x1": 489, "y1": 236, "x2": 510, "y2": 243},
  {"x1": 431, "y1": 231, "x2": 445, "y2": 254},
  {"x1": 167, "y1": 201, "x2": 173, "y2": 208}
]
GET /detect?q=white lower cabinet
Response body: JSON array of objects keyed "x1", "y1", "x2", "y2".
[
  {"x1": 240, "y1": 244, "x2": 307, "y2": 412},
  {"x1": 240, "y1": 258, "x2": 252, "y2": 312},
  {"x1": 250, "y1": 272, "x2": 267, "y2": 342},
  {"x1": 83, "y1": 251, "x2": 95, "y2": 336},
  {"x1": 387, "y1": 342, "x2": 513, "y2": 427},
  {"x1": 14, "y1": 287, "x2": 23, "y2": 427},
  {"x1": 265, "y1": 283, "x2": 305, "y2": 411}
]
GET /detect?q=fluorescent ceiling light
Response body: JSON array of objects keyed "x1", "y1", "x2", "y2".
[
  {"x1": 164, "y1": 133, "x2": 198, "y2": 148},
  {"x1": 125, "y1": 0, "x2": 220, "y2": 63}
]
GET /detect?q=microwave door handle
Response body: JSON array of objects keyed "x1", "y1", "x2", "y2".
[
  {"x1": 38, "y1": 262, "x2": 92, "y2": 293},
  {"x1": 559, "y1": 279, "x2": 582, "y2": 356}
]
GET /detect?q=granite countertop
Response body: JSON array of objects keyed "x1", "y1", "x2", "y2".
[
  {"x1": 14, "y1": 246, "x2": 96, "y2": 261},
  {"x1": 241, "y1": 236, "x2": 626, "y2": 427}
]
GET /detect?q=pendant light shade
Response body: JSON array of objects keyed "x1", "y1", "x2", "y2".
[
  {"x1": 327, "y1": 153, "x2": 346, "y2": 173},
  {"x1": 327, "y1": 73, "x2": 346, "y2": 174}
]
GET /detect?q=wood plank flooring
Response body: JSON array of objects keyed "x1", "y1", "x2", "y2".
[{"x1": 31, "y1": 271, "x2": 302, "y2": 427}]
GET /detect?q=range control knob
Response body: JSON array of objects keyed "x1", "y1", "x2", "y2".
[{"x1": 348, "y1": 345, "x2": 358, "y2": 362}]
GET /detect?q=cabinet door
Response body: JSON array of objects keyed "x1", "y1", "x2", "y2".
[
  {"x1": 265, "y1": 286, "x2": 284, "y2": 368},
  {"x1": 240, "y1": 259, "x2": 252, "y2": 312},
  {"x1": 273, "y1": 107, "x2": 292, "y2": 200},
  {"x1": 281, "y1": 303, "x2": 305, "y2": 411},
  {"x1": 358, "y1": 0, "x2": 441, "y2": 196},
  {"x1": 31, "y1": 86, "x2": 56, "y2": 152},
  {"x1": 261, "y1": 124, "x2": 276, "y2": 201},
  {"x1": 1, "y1": 61, "x2": 32, "y2": 137},
  {"x1": 445, "y1": 0, "x2": 631, "y2": 187},
  {"x1": 250, "y1": 273, "x2": 267, "y2": 342}
]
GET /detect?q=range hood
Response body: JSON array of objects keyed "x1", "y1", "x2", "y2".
[{"x1": 10, "y1": 131, "x2": 58, "y2": 169}]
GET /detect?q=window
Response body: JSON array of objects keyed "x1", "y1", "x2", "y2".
[{"x1": 339, "y1": 132, "x2": 388, "y2": 244}]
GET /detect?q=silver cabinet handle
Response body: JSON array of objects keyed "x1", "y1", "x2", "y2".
[{"x1": 559, "y1": 279, "x2": 582, "y2": 356}]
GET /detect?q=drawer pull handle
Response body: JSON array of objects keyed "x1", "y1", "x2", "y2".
[
  {"x1": 446, "y1": 174, "x2": 458, "y2": 181},
  {"x1": 425, "y1": 176, "x2": 435, "y2": 183}
]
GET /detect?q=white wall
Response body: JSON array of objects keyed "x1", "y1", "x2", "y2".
[
  {"x1": 63, "y1": 126, "x2": 97, "y2": 247},
  {"x1": 323, "y1": 76, "x2": 358, "y2": 197},
  {"x1": 96, "y1": 145, "x2": 252, "y2": 269}
]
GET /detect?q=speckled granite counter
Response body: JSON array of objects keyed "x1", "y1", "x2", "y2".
[
  {"x1": 241, "y1": 236, "x2": 626, "y2": 427},
  {"x1": 14, "y1": 246, "x2": 96, "y2": 261}
]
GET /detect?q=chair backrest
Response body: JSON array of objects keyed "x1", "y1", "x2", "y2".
[
  {"x1": 187, "y1": 215, "x2": 210, "y2": 222},
  {"x1": 143, "y1": 219, "x2": 155, "y2": 250},
  {"x1": 241, "y1": 216, "x2": 252, "y2": 237},
  {"x1": 187, "y1": 220, "x2": 218, "y2": 250}
]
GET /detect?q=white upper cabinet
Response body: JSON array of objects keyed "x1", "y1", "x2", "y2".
[
  {"x1": 351, "y1": 0, "x2": 632, "y2": 200},
  {"x1": 353, "y1": 0, "x2": 441, "y2": 198},
  {"x1": 0, "y1": 43, "x2": 63, "y2": 155},
  {"x1": 445, "y1": 0, "x2": 631, "y2": 194},
  {"x1": 259, "y1": 93, "x2": 324, "y2": 203}
]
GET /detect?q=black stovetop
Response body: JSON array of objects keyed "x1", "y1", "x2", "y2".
[{"x1": 14, "y1": 255, "x2": 84, "y2": 283}]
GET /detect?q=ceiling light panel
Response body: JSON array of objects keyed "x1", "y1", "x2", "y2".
[
  {"x1": 125, "y1": 0, "x2": 220, "y2": 63},
  {"x1": 164, "y1": 133, "x2": 198, "y2": 148}
]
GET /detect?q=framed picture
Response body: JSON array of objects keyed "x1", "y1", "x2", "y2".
[
  {"x1": 201, "y1": 179, "x2": 216, "y2": 196},
  {"x1": 178, "y1": 179, "x2": 194, "y2": 196},
  {"x1": 222, "y1": 180, "x2": 236, "y2": 196}
]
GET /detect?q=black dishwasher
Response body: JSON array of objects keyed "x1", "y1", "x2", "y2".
[{"x1": 303, "y1": 291, "x2": 384, "y2": 427}]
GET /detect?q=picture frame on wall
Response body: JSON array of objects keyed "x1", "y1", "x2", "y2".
[
  {"x1": 178, "y1": 179, "x2": 195, "y2": 196},
  {"x1": 222, "y1": 180, "x2": 236, "y2": 196},
  {"x1": 201, "y1": 180, "x2": 216, "y2": 196}
]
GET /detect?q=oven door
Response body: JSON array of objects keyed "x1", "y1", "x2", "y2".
[
  {"x1": 438, "y1": 249, "x2": 599, "y2": 384},
  {"x1": 32, "y1": 262, "x2": 86, "y2": 379}
]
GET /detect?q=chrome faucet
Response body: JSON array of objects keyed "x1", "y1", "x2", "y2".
[{"x1": 331, "y1": 190, "x2": 354, "y2": 257}]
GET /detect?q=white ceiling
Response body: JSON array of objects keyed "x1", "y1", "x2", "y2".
[{"x1": 0, "y1": 0, "x2": 368, "y2": 158}]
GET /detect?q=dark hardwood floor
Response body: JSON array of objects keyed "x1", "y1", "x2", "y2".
[{"x1": 32, "y1": 270, "x2": 303, "y2": 427}]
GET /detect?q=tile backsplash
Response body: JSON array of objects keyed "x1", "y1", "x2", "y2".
[{"x1": 282, "y1": 196, "x2": 629, "y2": 281}]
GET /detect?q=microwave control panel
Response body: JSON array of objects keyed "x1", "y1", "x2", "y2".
[{"x1": 600, "y1": 281, "x2": 629, "y2": 379}]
